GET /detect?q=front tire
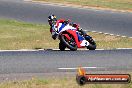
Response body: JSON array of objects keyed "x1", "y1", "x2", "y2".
[{"x1": 60, "y1": 34, "x2": 77, "y2": 51}]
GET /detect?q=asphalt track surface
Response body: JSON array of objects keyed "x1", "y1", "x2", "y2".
[
  {"x1": 0, "y1": 49, "x2": 132, "y2": 74},
  {"x1": 0, "y1": 0, "x2": 132, "y2": 37},
  {"x1": 0, "y1": 0, "x2": 132, "y2": 80}
]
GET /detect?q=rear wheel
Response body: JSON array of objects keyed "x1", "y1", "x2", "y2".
[
  {"x1": 87, "y1": 38, "x2": 96, "y2": 50},
  {"x1": 59, "y1": 41, "x2": 66, "y2": 51},
  {"x1": 60, "y1": 33, "x2": 77, "y2": 51}
]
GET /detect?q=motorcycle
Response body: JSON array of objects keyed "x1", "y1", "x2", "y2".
[{"x1": 53, "y1": 23, "x2": 96, "y2": 51}]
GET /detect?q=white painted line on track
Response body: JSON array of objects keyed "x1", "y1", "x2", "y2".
[
  {"x1": 51, "y1": 49, "x2": 106, "y2": 51},
  {"x1": 98, "y1": 32, "x2": 103, "y2": 34},
  {"x1": 110, "y1": 34, "x2": 114, "y2": 36},
  {"x1": 91, "y1": 31, "x2": 97, "y2": 33},
  {"x1": 0, "y1": 49, "x2": 38, "y2": 52},
  {"x1": 58, "y1": 67, "x2": 99, "y2": 70},
  {"x1": 28, "y1": 0, "x2": 132, "y2": 13},
  {"x1": 52, "y1": 48, "x2": 132, "y2": 51},
  {"x1": 116, "y1": 48, "x2": 132, "y2": 50},
  {"x1": 116, "y1": 35, "x2": 121, "y2": 37},
  {"x1": 95, "y1": 49, "x2": 105, "y2": 50},
  {"x1": 104, "y1": 33, "x2": 109, "y2": 35},
  {"x1": 0, "y1": 48, "x2": 132, "y2": 52},
  {"x1": 121, "y1": 36, "x2": 127, "y2": 38},
  {"x1": 96, "y1": 48, "x2": 132, "y2": 50},
  {"x1": 24, "y1": 0, "x2": 32, "y2": 1},
  {"x1": 88, "y1": 31, "x2": 132, "y2": 38}
]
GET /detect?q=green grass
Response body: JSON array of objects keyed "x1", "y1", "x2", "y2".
[
  {"x1": 88, "y1": 32, "x2": 132, "y2": 49},
  {"x1": 0, "y1": 18, "x2": 131, "y2": 50},
  {"x1": 0, "y1": 18, "x2": 59, "y2": 50},
  {"x1": 0, "y1": 77, "x2": 132, "y2": 88},
  {"x1": 34, "y1": 0, "x2": 132, "y2": 11}
]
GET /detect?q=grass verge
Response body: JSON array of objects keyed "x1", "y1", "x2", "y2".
[
  {"x1": 0, "y1": 18, "x2": 59, "y2": 50},
  {"x1": 0, "y1": 18, "x2": 132, "y2": 50},
  {"x1": 34, "y1": 0, "x2": 132, "y2": 11},
  {"x1": 0, "y1": 76, "x2": 132, "y2": 88}
]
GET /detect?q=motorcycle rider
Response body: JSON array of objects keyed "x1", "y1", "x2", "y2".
[{"x1": 48, "y1": 14, "x2": 92, "y2": 41}]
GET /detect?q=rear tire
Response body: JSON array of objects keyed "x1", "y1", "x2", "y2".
[
  {"x1": 87, "y1": 38, "x2": 96, "y2": 50},
  {"x1": 87, "y1": 43, "x2": 96, "y2": 50}
]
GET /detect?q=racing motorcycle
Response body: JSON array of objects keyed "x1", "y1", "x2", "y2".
[{"x1": 53, "y1": 23, "x2": 96, "y2": 51}]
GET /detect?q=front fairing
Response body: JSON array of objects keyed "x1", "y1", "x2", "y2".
[{"x1": 58, "y1": 23, "x2": 77, "y2": 33}]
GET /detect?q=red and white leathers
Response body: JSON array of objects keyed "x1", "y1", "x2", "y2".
[{"x1": 50, "y1": 19, "x2": 65, "y2": 33}]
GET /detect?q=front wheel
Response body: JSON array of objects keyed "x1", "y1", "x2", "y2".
[{"x1": 60, "y1": 34, "x2": 77, "y2": 51}]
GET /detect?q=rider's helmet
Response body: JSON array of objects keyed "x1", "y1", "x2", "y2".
[{"x1": 48, "y1": 14, "x2": 57, "y2": 26}]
